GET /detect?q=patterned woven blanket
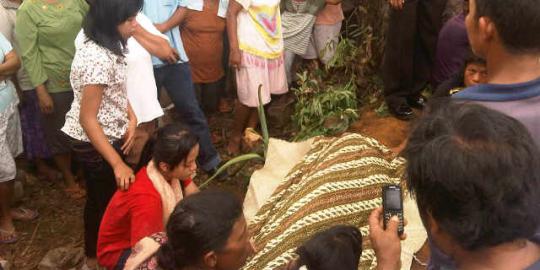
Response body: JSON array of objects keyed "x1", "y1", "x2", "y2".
[{"x1": 243, "y1": 133, "x2": 407, "y2": 270}]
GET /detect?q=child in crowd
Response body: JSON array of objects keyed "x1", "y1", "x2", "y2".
[
  {"x1": 61, "y1": 0, "x2": 141, "y2": 268},
  {"x1": 122, "y1": 190, "x2": 255, "y2": 270},
  {"x1": 97, "y1": 123, "x2": 199, "y2": 270},
  {"x1": 283, "y1": 225, "x2": 362, "y2": 270},
  {"x1": 226, "y1": 0, "x2": 288, "y2": 155},
  {"x1": 0, "y1": 32, "x2": 24, "y2": 244},
  {"x1": 432, "y1": 52, "x2": 487, "y2": 98}
]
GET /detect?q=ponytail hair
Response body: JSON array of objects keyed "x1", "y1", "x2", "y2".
[
  {"x1": 156, "y1": 190, "x2": 243, "y2": 270},
  {"x1": 136, "y1": 123, "x2": 199, "y2": 172},
  {"x1": 294, "y1": 226, "x2": 362, "y2": 270}
]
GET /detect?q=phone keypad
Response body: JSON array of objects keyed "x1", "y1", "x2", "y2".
[{"x1": 384, "y1": 211, "x2": 404, "y2": 235}]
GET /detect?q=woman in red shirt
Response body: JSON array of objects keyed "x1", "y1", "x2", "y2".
[{"x1": 97, "y1": 123, "x2": 200, "y2": 270}]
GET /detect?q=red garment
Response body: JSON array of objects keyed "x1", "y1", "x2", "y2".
[{"x1": 97, "y1": 167, "x2": 192, "y2": 270}]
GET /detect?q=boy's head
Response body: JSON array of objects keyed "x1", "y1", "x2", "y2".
[
  {"x1": 465, "y1": 0, "x2": 540, "y2": 57},
  {"x1": 463, "y1": 54, "x2": 487, "y2": 87},
  {"x1": 404, "y1": 102, "x2": 540, "y2": 254}
]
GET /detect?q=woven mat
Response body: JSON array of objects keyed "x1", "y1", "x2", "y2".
[{"x1": 243, "y1": 133, "x2": 427, "y2": 270}]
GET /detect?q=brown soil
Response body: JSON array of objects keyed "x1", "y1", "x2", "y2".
[{"x1": 0, "y1": 105, "x2": 411, "y2": 269}]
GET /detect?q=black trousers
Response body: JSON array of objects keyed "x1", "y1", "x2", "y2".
[
  {"x1": 72, "y1": 140, "x2": 120, "y2": 258},
  {"x1": 194, "y1": 78, "x2": 225, "y2": 114},
  {"x1": 382, "y1": 0, "x2": 448, "y2": 107}
]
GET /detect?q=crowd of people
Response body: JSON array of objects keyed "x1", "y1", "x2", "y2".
[{"x1": 1, "y1": 0, "x2": 540, "y2": 269}]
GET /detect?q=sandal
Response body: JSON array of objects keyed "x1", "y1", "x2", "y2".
[
  {"x1": 0, "y1": 229, "x2": 18, "y2": 244},
  {"x1": 65, "y1": 185, "x2": 86, "y2": 200},
  {"x1": 10, "y1": 207, "x2": 39, "y2": 221}
]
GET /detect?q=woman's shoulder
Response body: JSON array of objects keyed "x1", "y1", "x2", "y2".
[
  {"x1": 130, "y1": 168, "x2": 161, "y2": 197},
  {"x1": 74, "y1": 39, "x2": 117, "y2": 66}
]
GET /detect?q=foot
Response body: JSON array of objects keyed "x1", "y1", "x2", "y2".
[
  {"x1": 10, "y1": 207, "x2": 39, "y2": 221},
  {"x1": 80, "y1": 257, "x2": 97, "y2": 270},
  {"x1": 64, "y1": 185, "x2": 86, "y2": 200},
  {"x1": 388, "y1": 103, "x2": 414, "y2": 121},
  {"x1": 0, "y1": 228, "x2": 18, "y2": 244},
  {"x1": 406, "y1": 95, "x2": 427, "y2": 110}
]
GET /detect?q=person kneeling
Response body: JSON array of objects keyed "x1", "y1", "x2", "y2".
[
  {"x1": 370, "y1": 102, "x2": 540, "y2": 270},
  {"x1": 97, "y1": 123, "x2": 200, "y2": 270}
]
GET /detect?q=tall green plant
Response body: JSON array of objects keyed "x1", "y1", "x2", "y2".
[{"x1": 200, "y1": 84, "x2": 269, "y2": 188}]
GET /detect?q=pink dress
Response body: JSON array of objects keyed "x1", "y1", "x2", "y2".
[{"x1": 234, "y1": 0, "x2": 288, "y2": 107}]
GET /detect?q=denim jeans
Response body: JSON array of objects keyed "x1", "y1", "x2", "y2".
[{"x1": 154, "y1": 63, "x2": 220, "y2": 171}]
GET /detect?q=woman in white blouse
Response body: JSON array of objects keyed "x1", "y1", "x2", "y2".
[{"x1": 61, "y1": 0, "x2": 143, "y2": 268}]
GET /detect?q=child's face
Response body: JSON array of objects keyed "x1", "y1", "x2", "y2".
[{"x1": 463, "y1": 62, "x2": 488, "y2": 87}]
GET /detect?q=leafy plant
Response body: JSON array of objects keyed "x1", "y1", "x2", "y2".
[{"x1": 292, "y1": 71, "x2": 358, "y2": 141}]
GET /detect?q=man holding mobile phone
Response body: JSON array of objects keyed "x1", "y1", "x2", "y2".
[{"x1": 369, "y1": 103, "x2": 540, "y2": 270}]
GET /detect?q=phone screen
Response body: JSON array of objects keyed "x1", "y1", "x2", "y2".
[{"x1": 384, "y1": 189, "x2": 401, "y2": 210}]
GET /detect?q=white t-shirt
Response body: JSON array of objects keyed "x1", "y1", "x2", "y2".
[{"x1": 75, "y1": 13, "x2": 165, "y2": 125}]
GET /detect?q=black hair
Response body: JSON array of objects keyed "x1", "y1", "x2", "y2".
[
  {"x1": 404, "y1": 102, "x2": 540, "y2": 251},
  {"x1": 83, "y1": 0, "x2": 143, "y2": 56},
  {"x1": 295, "y1": 226, "x2": 362, "y2": 270},
  {"x1": 473, "y1": 0, "x2": 540, "y2": 54},
  {"x1": 463, "y1": 51, "x2": 486, "y2": 67},
  {"x1": 430, "y1": 51, "x2": 485, "y2": 99},
  {"x1": 157, "y1": 190, "x2": 243, "y2": 270},
  {"x1": 136, "y1": 123, "x2": 199, "y2": 172}
]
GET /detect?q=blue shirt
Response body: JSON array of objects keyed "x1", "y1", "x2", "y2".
[
  {"x1": 142, "y1": 0, "x2": 189, "y2": 66},
  {"x1": 0, "y1": 33, "x2": 17, "y2": 112},
  {"x1": 453, "y1": 77, "x2": 540, "y2": 147}
]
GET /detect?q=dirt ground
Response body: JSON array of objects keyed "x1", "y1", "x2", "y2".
[{"x1": 0, "y1": 105, "x2": 411, "y2": 270}]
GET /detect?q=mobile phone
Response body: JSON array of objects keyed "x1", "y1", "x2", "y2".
[{"x1": 382, "y1": 185, "x2": 404, "y2": 236}]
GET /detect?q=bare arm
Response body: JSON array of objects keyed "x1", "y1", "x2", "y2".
[
  {"x1": 80, "y1": 84, "x2": 134, "y2": 190},
  {"x1": 121, "y1": 102, "x2": 137, "y2": 155},
  {"x1": 0, "y1": 51, "x2": 21, "y2": 78},
  {"x1": 10, "y1": 75, "x2": 23, "y2": 103},
  {"x1": 155, "y1": 7, "x2": 187, "y2": 33},
  {"x1": 132, "y1": 24, "x2": 179, "y2": 64},
  {"x1": 183, "y1": 182, "x2": 199, "y2": 196},
  {"x1": 227, "y1": 0, "x2": 243, "y2": 68}
]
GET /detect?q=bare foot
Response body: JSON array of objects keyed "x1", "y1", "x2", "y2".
[
  {"x1": 64, "y1": 184, "x2": 86, "y2": 200},
  {"x1": 81, "y1": 257, "x2": 97, "y2": 270},
  {"x1": 0, "y1": 222, "x2": 17, "y2": 244}
]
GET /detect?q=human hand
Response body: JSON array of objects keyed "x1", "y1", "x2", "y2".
[
  {"x1": 113, "y1": 162, "x2": 135, "y2": 191},
  {"x1": 388, "y1": 0, "x2": 405, "y2": 10},
  {"x1": 229, "y1": 48, "x2": 241, "y2": 69},
  {"x1": 369, "y1": 207, "x2": 406, "y2": 270},
  {"x1": 161, "y1": 47, "x2": 180, "y2": 64},
  {"x1": 36, "y1": 85, "x2": 54, "y2": 114},
  {"x1": 121, "y1": 119, "x2": 137, "y2": 155}
]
